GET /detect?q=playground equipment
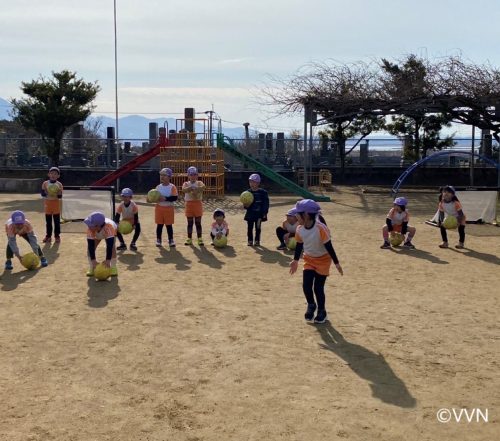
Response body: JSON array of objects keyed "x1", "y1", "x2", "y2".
[{"x1": 92, "y1": 109, "x2": 330, "y2": 201}]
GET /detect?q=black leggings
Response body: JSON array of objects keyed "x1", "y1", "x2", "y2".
[
  {"x1": 303, "y1": 269, "x2": 327, "y2": 311},
  {"x1": 156, "y1": 224, "x2": 173, "y2": 241},
  {"x1": 276, "y1": 226, "x2": 288, "y2": 244},
  {"x1": 45, "y1": 214, "x2": 60, "y2": 237},
  {"x1": 247, "y1": 219, "x2": 262, "y2": 242},
  {"x1": 440, "y1": 225, "x2": 465, "y2": 243},
  {"x1": 117, "y1": 223, "x2": 141, "y2": 244},
  {"x1": 187, "y1": 216, "x2": 202, "y2": 238}
]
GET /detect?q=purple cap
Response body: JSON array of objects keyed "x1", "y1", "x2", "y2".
[
  {"x1": 393, "y1": 196, "x2": 408, "y2": 206},
  {"x1": 84, "y1": 211, "x2": 105, "y2": 228},
  {"x1": 286, "y1": 208, "x2": 297, "y2": 217},
  {"x1": 121, "y1": 188, "x2": 133, "y2": 197},
  {"x1": 443, "y1": 185, "x2": 456, "y2": 194},
  {"x1": 49, "y1": 166, "x2": 60, "y2": 174},
  {"x1": 11, "y1": 210, "x2": 26, "y2": 224},
  {"x1": 295, "y1": 199, "x2": 321, "y2": 214},
  {"x1": 160, "y1": 168, "x2": 173, "y2": 177},
  {"x1": 187, "y1": 166, "x2": 198, "y2": 175},
  {"x1": 249, "y1": 173, "x2": 261, "y2": 183}
]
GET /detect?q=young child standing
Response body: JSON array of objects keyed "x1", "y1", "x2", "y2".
[
  {"x1": 210, "y1": 208, "x2": 229, "y2": 245},
  {"x1": 114, "y1": 187, "x2": 141, "y2": 251},
  {"x1": 243, "y1": 173, "x2": 269, "y2": 246},
  {"x1": 380, "y1": 197, "x2": 416, "y2": 249},
  {"x1": 155, "y1": 168, "x2": 178, "y2": 247},
  {"x1": 276, "y1": 207, "x2": 298, "y2": 250},
  {"x1": 182, "y1": 166, "x2": 206, "y2": 246},
  {"x1": 437, "y1": 185, "x2": 466, "y2": 249},
  {"x1": 84, "y1": 211, "x2": 118, "y2": 277},
  {"x1": 5, "y1": 210, "x2": 48, "y2": 270},
  {"x1": 289, "y1": 199, "x2": 343, "y2": 324},
  {"x1": 41, "y1": 166, "x2": 63, "y2": 243}
]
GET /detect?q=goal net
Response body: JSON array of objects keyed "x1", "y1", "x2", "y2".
[
  {"x1": 61, "y1": 186, "x2": 115, "y2": 222},
  {"x1": 427, "y1": 188, "x2": 499, "y2": 225}
]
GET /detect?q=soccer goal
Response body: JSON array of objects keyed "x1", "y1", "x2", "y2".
[
  {"x1": 61, "y1": 186, "x2": 115, "y2": 222},
  {"x1": 427, "y1": 187, "x2": 499, "y2": 225}
]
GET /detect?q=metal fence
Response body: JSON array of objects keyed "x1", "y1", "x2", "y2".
[{"x1": 0, "y1": 135, "x2": 497, "y2": 170}]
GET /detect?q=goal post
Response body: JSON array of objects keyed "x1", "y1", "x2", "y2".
[{"x1": 61, "y1": 186, "x2": 115, "y2": 222}]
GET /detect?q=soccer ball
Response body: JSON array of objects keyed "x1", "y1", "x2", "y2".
[
  {"x1": 118, "y1": 220, "x2": 133, "y2": 235},
  {"x1": 47, "y1": 183, "x2": 59, "y2": 196},
  {"x1": 240, "y1": 191, "x2": 254, "y2": 206},
  {"x1": 213, "y1": 235, "x2": 228, "y2": 248},
  {"x1": 287, "y1": 237, "x2": 297, "y2": 250},
  {"x1": 94, "y1": 263, "x2": 111, "y2": 281},
  {"x1": 147, "y1": 189, "x2": 161, "y2": 203},
  {"x1": 21, "y1": 252, "x2": 40, "y2": 270},
  {"x1": 389, "y1": 232, "x2": 404, "y2": 247},
  {"x1": 443, "y1": 216, "x2": 458, "y2": 229}
]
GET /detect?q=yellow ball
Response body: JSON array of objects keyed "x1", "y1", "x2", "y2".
[
  {"x1": 443, "y1": 216, "x2": 458, "y2": 229},
  {"x1": 147, "y1": 189, "x2": 161, "y2": 203},
  {"x1": 240, "y1": 191, "x2": 254, "y2": 206},
  {"x1": 389, "y1": 232, "x2": 404, "y2": 247},
  {"x1": 213, "y1": 235, "x2": 228, "y2": 248},
  {"x1": 21, "y1": 252, "x2": 40, "y2": 270},
  {"x1": 118, "y1": 220, "x2": 133, "y2": 235},
  {"x1": 47, "y1": 183, "x2": 59, "y2": 196},
  {"x1": 287, "y1": 237, "x2": 297, "y2": 250},
  {"x1": 94, "y1": 263, "x2": 111, "y2": 281}
]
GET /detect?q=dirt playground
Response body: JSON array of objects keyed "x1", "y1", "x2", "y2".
[{"x1": 0, "y1": 188, "x2": 498, "y2": 441}]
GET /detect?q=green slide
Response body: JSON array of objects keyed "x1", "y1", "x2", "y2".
[{"x1": 217, "y1": 134, "x2": 330, "y2": 202}]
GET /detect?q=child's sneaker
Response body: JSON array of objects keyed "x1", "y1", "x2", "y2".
[
  {"x1": 184, "y1": 238, "x2": 193, "y2": 246},
  {"x1": 54, "y1": 236, "x2": 61, "y2": 243},
  {"x1": 117, "y1": 243, "x2": 127, "y2": 251},
  {"x1": 380, "y1": 241, "x2": 391, "y2": 249},
  {"x1": 130, "y1": 242, "x2": 137, "y2": 251},
  {"x1": 168, "y1": 240, "x2": 176, "y2": 248},
  {"x1": 455, "y1": 242, "x2": 465, "y2": 249},
  {"x1": 197, "y1": 238, "x2": 204, "y2": 246},
  {"x1": 42, "y1": 236, "x2": 51, "y2": 243},
  {"x1": 247, "y1": 241, "x2": 253, "y2": 246},
  {"x1": 155, "y1": 240, "x2": 162, "y2": 247},
  {"x1": 254, "y1": 241, "x2": 260, "y2": 246},
  {"x1": 86, "y1": 269, "x2": 94, "y2": 277},
  {"x1": 277, "y1": 243, "x2": 286, "y2": 250},
  {"x1": 5, "y1": 260, "x2": 13, "y2": 270},
  {"x1": 439, "y1": 242, "x2": 449, "y2": 248},
  {"x1": 314, "y1": 310, "x2": 328, "y2": 324},
  {"x1": 110, "y1": 266, "x2": 118, "y2": 277},
  {"x1": 403, "y1": 241, "x2": 415, "y2": 249},
  {"x1": 304, "y1": 303, "x2": 316, "y2": 321},
  {"x1": 40, "y1": 257, "x2": 48, "y2": 267}
]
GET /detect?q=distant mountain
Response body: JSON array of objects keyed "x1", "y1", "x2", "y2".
[
  {"x1": 0, "y1": 97, "x2": 13, "y2": 120},
  {"x1": 87, "y1": 115, "x2": 249, "y2": 140}
]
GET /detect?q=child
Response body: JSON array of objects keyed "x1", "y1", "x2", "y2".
[
  {"x1": 114, "y1": 187, "x2": 140, "y2": 251},
  {"x1": 5, "y1": 211, "x2": 48, "y2": 270},
  {"x1": 243, "y1": 173, "x2": 269, "y2": 246},
  {"x1": 289, "y1": 199, "x2": 343, "y2": 324},
  {"x1": 276, "y1": 207, "x2": 298, "y2": 250},
  {"x1": 210, "y1": 208, "x2": 229, "y2": 245},
  {"x1": 182, "y1": 166, "x2": 206, "y2": 246},
  {"x1": 84, "y1": 211, "x2": 118, "y2": 276},
  {"x1": 380, "y1": 196, "x2": 416, "y2": 249},
  {"x1": 437, "y1": 185, "x2": 466, "y2": 249},
  {"x1": 155, "y1": 168, "x2": 178, "y2": 247},
  {"x1": 41, "y1": 166, "x2": 63, "y2": 243}
]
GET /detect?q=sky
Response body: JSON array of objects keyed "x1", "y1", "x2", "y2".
[{"x1": 1, "y1": 0, "x2": 500, "y2": 135}]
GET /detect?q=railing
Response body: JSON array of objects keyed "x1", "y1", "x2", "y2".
[{"x1": 0, "y1": 136, "x2": 497, "y2": 169}]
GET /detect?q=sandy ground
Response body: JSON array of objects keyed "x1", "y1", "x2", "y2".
[{"x1": 0, "y1": 187, "x2": 499, "y2": 441}]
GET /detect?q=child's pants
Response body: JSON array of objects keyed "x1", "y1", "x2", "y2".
[
  {"x1": 247, "y1": 219, "x2": 262, "y2": 242},
  {"x1": 6, "y1": 234, "x2": 43, "y2": 259},
  {"x1": 303, "y1": 269, "x2": 327, "y2": 311},
  {"x1": 45, "y1": 214, "x2": 61, "y2": 237}
]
